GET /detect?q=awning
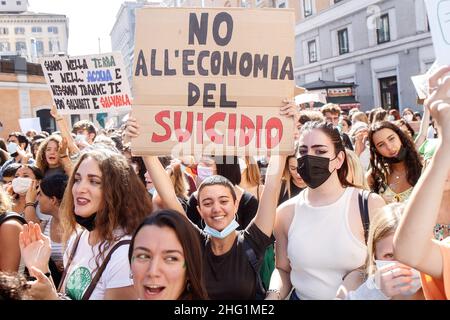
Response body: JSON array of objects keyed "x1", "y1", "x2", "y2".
[{"x1": 326, "y1": 96, "x2": 360, "y2": 110}]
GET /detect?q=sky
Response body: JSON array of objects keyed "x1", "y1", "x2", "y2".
[{"x1": 28, "y1": 0, "x2": 129, "y2": 56}]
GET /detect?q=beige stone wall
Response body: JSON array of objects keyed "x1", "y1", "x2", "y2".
[
  {"x1": 292, "y1": 0, "x2": 302, "y2": 23},
  {"x1": 0, "y1": 88, "x2": 21, "y2": 140},
  {"x1": 316, "y1": 0, "x2": 331, "y2": 13},
  {"x1": 29, "y1": 89, "x2": 53, "y2": 110}
]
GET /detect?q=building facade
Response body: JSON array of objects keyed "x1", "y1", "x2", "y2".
[
  {"x1": 110, "y1": 0, "x2": 161, "y2": 88},
  {"x1": 294, "y1": 0, "x2": 434, "y2": 112},
  {"x1": 0, "y1": 0, "x2": 69, "y2": 63}
]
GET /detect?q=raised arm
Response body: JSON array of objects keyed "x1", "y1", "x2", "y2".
[
  {"x1": 253, "y1": 100, "x2": 296, "y2": 237},
  {"x1": 124, "y1": 117, "x2": 185, "y2": 216},
  {"x1": 50, "y1": 104, "x2": 79, "y2": 156},
  {"x1": 394, "y1": 66, "x2": 450, "y2": 278},
  {"x1": 414, "y1": 104, "x2": 430, "y2": 149}
]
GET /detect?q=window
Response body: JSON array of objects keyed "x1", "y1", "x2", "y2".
[
  {"x1": 48, "y1": 40, "x2": 60, "y2": 52},
  {"x1": 0, "y1": 42, "x2": 10, "y2": 52},
  {"x1": 334, "y1": 0, "x2": 343, "y2": 3},
  {"x1": 32, "y1": 27, "x2": 42, "y2": 33},
  {"x1": 48, "y1": 26, "x2": 58, "y2": 34},
  {"x1": 15, "y1": 41, "x2": 26, "y2": 52},
  {"x1": 278, "y1": 2, "x2": 286, "y2": 8},
  {"x1": 36, "y1": 40, "x2": 44, "y2": 55},
  {"x1": 379, "y1": 76, "x2": 398, "y2": 110},
  {"x1": 0, "y1": 28, "x2": 8, "y2": 35},
  {"x1": 308, "y1": 40, "x2": 317, "y2": 63},
  {"x1": 377, "y1": 14, "x2": 390, "y2": 44},
  {"x1": 17, "y1": 1, "x2": 22, "y2": 5},
  {"x1": 338, "y1": 28, "x2": 349, "y2": 55},
  {"x1": 71, "y1": 115, "x2": 81, "y2": 127},
  {"x1": 303, "y1": 0, "x2": 313, "y2": 17},
  {"x1": 15, "y1": 27, "x2": 25, "y2": 35},
  {"x1": 1, "y1": 1, "x2": 6, "y2": 5}
]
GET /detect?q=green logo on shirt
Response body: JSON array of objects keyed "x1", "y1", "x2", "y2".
[{"x1": 65, "y1": 267, "x2": 92, "y2": 300}]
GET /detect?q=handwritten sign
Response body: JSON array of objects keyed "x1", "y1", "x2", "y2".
[
  {"x1": 132, "y1": 8, "x2": 295, "y2": 156},
  {"x1": 41, "y1": 52, "x2": 132, "y2": 115},
  {"x1": 425, "y1": 0, "x2": 450, "y2": 65}
]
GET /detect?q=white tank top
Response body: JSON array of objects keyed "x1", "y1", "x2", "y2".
[{"x1": 287, "y1": 187, "x2": 366, "y2": 300}]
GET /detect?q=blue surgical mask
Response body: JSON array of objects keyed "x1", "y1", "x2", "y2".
[
  {"x1": 203, "y1": 219, "x2": 239, "y2": 239},
  {"x1": 180, "y1": 164, "x2": 187, "y2": 175},
  {"x1": 147, "y1": 187, "x2": 156, "y2": 196}
]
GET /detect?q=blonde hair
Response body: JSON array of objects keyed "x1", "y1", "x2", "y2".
[
  {"x1": 0, "y1": 187, "x2": 12, "y2": 214},
  {"x1": 351, "y1": 112, "x2": 369, "y2": 125},
  {"x1": 345, "y1": 150, "x2": 369, "y2": 190},
  {"x1": 366, "y1": 203, "x2": 404, "y2": 275},
  {"x1": 35, "y1": 135, "x2": 62, "y2": 173},
  {"x1": 242, "y1": 156, "x2": 261, "y2": 186},
  {"x1": 321, "y1": 103, "x2": 341, "y2": 115},
  {"x1": 169, "y1": 163, "x2": 188, "y2": 200}
]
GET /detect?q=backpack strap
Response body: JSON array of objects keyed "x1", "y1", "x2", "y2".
[
  {"x1": 242, "y1": 239, "x2": 266, "y2": 300},
  {"x1": 58, "y1": 230, "x2": 83, "y2": 292},
  {"x1": 0, "y1": 212, "x2": 27, "y2": 226},
  {"x1": 81, "y1": 239, "x2": 131, "y2": 300},
  {"x1": 358, "y1": 189, "x2": 371, "y2": 244}
]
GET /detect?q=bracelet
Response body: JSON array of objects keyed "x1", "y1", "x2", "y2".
[
  {"x1": 25, "y1": 202, "x2": 37, "y2": 209},
  {"x1": 266, "y1": 289, "x2": 281, "y2": 300},
  {"x1": 59, "y1": 155, "x2": 68, "y2": 159}
]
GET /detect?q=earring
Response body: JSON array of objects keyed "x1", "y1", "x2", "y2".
[{"x1": 129, "y1": 271, "x2": 133, "y2": 279}]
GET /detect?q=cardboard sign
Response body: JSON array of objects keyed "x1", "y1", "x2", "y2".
[
  {"x1": 132, "y1": 105, "x2": 295, "y2": 157},
  {"x1": 132, "y1": 8, "x2": 295, "y2": 156},
  {"x1": 425, "y1": 0, "x2": 450, "y2": 65},
  {"x1": 41, "y1": 52, "x2": 132, "y2": 115}
]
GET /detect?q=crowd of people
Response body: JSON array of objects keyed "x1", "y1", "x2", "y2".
[{"x1": 0, "y1": 66, "x2": 449, "y2": 301}]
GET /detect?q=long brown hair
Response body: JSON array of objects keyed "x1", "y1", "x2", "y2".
[
  {"x1": 128, "y1": 210, "x2": 208, "y2": 300},
  {"x1": 60, "y1": 149, "x2": 153, "y2": 267},
  {"x1": 300, "y1": 121, "x2": 354, "y2": 188},
  {"x1": 242, "y1": 156, "x2": 261, "y2": 186},
  {"x1": 368, "y1": 121, "x2": 423, "y2": 193}
]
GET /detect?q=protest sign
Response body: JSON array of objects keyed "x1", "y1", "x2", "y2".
[
  {"x1": 19, "y1": 118, "x2": 41, "y2": 133},
  {"x1": 132, "y1": 105, "x2": 295, "y2": 156},
  {"x1": 425, "y1": 0, "x2": 450, "y2": 65},
  {"x1": 132, "y1": 8, "x2": 295, "y2": 156},
  {"x1": 41, "y1": 52, "x2": 132, "y2": 115}
]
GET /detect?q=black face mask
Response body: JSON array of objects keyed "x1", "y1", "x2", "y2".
[
  {"x1": 75, "y1": 214, "x2": 97, "y2": 232},
  {"x1": 383, "y1": 146, "x2": 407, "y2": 164},
  {"x1": 297, "y1": 155, "x2": 337, "y2": 189}
]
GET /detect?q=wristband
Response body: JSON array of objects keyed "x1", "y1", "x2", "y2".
[
  {"x1": 266, "y1": 289, "x2": 281, "y2": 300},
  {"x1": 25, "y1": 202, "x2": 37, "y2": 209}
]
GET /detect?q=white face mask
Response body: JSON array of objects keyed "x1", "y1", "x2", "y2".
[
  {"x1": 7, "y1": 142, "x2": 18, "y2": 155},
  {"x1": 197, "y1": 165, "x2": 213, "y2": 183},
  {"x1": 404, "y1": 114, "x2": 413, "y2": 122},
  {"x1": 375, "y1": 260, "x2": 422, "y2": 296},
  {"x1": 12, "y1": 177, "x2": 32, "y2": 195},
  {"x1": 387, "y1": 115, "x2": 395, "y2": 122}
]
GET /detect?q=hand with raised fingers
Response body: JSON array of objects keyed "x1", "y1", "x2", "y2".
[
  {"x1": 27, "y1": 266, "x2": 59, "y2": 300},
  {"x1": 25, "y1": 179, "x2": 38, "y2": 204},
  {"x1": 58, "y1": 137, "x2": 69, "y2": 159},
  {"x1": 424, "y1": 66, "x2": 450, "y2": 144},
  {"x1": 19, "y1": 222, "x2": 51, "y2": 273},
  {"x1": 50, "y1": 104, "x2": 62, "y2": 121}
]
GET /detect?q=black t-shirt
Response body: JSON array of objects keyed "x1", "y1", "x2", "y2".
[
  {"x1": 193, "y1": 222, "x2": 272, "y2": 300},
  {"x1": 278, "y1": 179, "x2": 304, "y2": 206},
  {"x1": 187, "y1": 191, "x2": 258, "y2": 230}
]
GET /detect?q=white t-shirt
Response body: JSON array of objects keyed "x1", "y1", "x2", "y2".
[{"x1": 61, "y1": 230, "x2": 133, "y2": 300}]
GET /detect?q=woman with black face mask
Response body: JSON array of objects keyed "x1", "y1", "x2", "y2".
[
  {"x1": 367, "y1": 121, "x2": 423, "y2": 204},
  {"x1": 267, "y1": 121, "x2": 386, "y2": 300},
  {"x1": 18, "y1": 148, "x2": 153, "y2": 300}
]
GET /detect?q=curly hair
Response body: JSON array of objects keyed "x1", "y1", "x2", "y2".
[
  {"x1": 35, "y1": 135, "x2": 62, "y2": 173},
  {"x1": 60, "y1": 148, "x2": 153, "y2": 270},
  {"x1": 368, "y1": 121, "x2": 423, "y2": 194},
  {"x1": 0, "y1": 272, "x2": 30, "y2": 300}
]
